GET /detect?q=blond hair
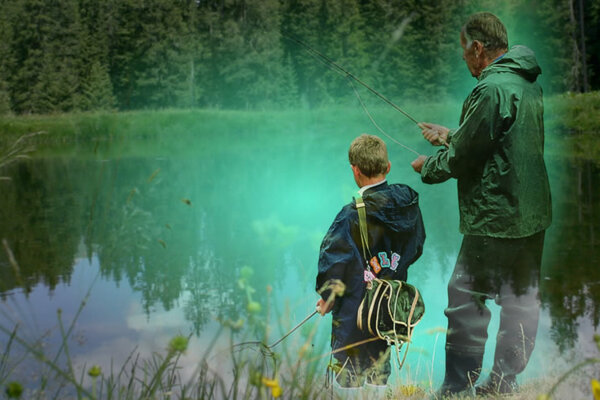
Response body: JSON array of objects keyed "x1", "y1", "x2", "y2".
[{"x1": 348, "y1": 134, "x2": 389, "y2": 177}]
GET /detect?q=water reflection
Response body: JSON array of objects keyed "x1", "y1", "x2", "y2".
[
  {"x1": 0, "y1": 158, "x2": 80, "y2": 296},
  {"x1": 542, "y1": 158, "x2": 600, "y2": 351},
  {"x1": 0, "y1": 157, "x2": 246, "y2": 335},
  {"x1": 0, "y1": 138, "x2": 598, "y2": 358}
]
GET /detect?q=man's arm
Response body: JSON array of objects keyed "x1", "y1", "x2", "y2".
[{"x1": 412, "y1": 84, "x2": 505, "y2": 183}]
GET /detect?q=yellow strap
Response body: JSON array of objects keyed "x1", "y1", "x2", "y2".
[{"x1": 355, "y1": 196, "x2": 371, "y2": 262}]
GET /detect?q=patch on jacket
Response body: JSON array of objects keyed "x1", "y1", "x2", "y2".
[{"x1": 365, "y1": 251, "x2": 401, "y2": 281}]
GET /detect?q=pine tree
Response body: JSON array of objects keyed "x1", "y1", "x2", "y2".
[
  {"x1": 179, "y1": 1, "x2": 205, "y2": 108},
  {"x1": 317, "y1": 0, "x2": 368, "y2": 103},
  {"x1": 130, "y1": 0, "x2": 190, "y2": 109},
  {"x1": 9, "y1": 0, "x2": 84, "y2": 113},
  {"x1": 357, "y1": 1, "x2": 423, "y2": 104},
  {"x1": 78, "y1": 0, "x2": 116, "y2": 111},
  {"x1": 0, "y1": 80, "x2": 10, "y2": 115},
  {"x1": 216, "y1": 0, "x2": 296, "y2": 109},
  {"x1": 0, "y1": 1, "x2": 13, "y2": 114},
  {"x1": 281, "y1": 0, "x2": 329, "y2": 107},
  {"x1": 105, "y1": 0, "x2": 140, "y2": 110},
  {"x1": 192, "y1": 2, "x2": 225, "y2": 108},
  {"x1": 80, "y1": 60, "x2": 116, "y2": 111}
]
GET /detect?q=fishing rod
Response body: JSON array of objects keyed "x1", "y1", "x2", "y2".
[
  {"x1": 282, "y1": 32, "x2": 449, "y2": 151},
  {"x1": 269, "y1": 309, "x2": 318, "y2": 348},
  {"x1": 282, "y1": 31, "x2": 420, "y2": 126},
  {"x1": 233, "y1": 308, "x2": 318, "y2": 352}
]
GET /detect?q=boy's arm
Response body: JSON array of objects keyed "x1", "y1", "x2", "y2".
[{"x1": 316, "y1": 212, "x2": 353, "y2": 309}]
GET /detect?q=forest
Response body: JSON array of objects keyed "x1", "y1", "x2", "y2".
[{"x1": 0, "y1": 0, "x2": 598, "y2": 115}]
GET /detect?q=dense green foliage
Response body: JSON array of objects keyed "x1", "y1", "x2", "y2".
[
  {"x1": 553, "y1": 91, "x2": 600, "y2": 162},
  {"x1": 0, "y1": 0, "x2": 597, "y2": 114}
]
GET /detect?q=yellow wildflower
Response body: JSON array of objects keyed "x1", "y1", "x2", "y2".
[
  {"x1": 536, "y1": 394, "x2": 550, "y2": 400},
  {"x1": 262, "y1": 377, "x2": 277, "y2": 387},
  {"x1": 271, "y1": 385, "x2": 282, "y2": 398},
  {"x1": 592, "y1": 379, "x2": 600, "y2": 400},
  {"x1": 87, "y1": 365, "x2": 102, "y2": 378},
  {"x1": 262, "y1": 377, "x2": 282, "y2": 398}
]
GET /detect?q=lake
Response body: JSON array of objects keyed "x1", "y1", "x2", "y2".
[{"x1": 0, "y1": 108, "x2": 598, "y2": 399}]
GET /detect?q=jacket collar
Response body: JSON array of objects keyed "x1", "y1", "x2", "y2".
[{"x1": 358, "y1": 180, "x2": 388, "y2": 196}]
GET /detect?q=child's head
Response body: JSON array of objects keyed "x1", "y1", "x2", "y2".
[{"x1": 348, "y1": 134, "x2": 389, "y2": 177}]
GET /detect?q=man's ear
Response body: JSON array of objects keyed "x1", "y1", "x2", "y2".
[
  {"x1": 386, "y1": 161, "x2": 391, "y2": 174},
  {"x1": 351, "y1": 164, "x2": 361, "y2": 178},
  {"x1": 472, "y1": 40, "x2": 484, "y2": 56}
]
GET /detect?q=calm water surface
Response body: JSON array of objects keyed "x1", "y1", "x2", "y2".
[{"x1": 0, "y1": 120, "x2": 598, "y2": 397}]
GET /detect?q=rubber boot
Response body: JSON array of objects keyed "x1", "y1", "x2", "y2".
[
  {"x1": 332, "y1": 384, "x2": 363, "y2": 400},
  {"x1": 363, "y1": 383, "x2": 389, "y2": 399},
  {"x1": 475, "y1": 373, "x2": 517, "y2": 396},
  {"x1": 436, "y1": 350, "x2": 483, "y2": 398}
]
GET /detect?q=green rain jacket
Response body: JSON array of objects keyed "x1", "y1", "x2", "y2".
[{"x1": 421, "y1": 45, "x2": 551, "y2": 238}]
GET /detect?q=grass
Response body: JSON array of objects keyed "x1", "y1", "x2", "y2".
[
  {"x1": 0, "y1": 131, "x2": 46, "y2": 180},
  {"x1": 0, "y1": 101, "x2": 466, "y2": 160},
  {"x1": 0, "y1": 92, "x2": 597, "y2": 163}
]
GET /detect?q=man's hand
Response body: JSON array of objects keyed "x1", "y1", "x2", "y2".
[
  {"x1": 411, "y1": 155, "x2": 428, "y2": 173},
  {"x1": 316, "y1": 298, "x2": 334, "y2": 316},
  {"x1": 418, "y1": 122, "x2": 450, "y2": 146}
]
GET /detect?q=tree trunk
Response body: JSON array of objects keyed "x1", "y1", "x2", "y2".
[
  {"x1": 569, "y1": 0, "x2": 581, "y2": 92},
  {"x1": 577, "y1": 0, "x2": 589, "y2": 92}
]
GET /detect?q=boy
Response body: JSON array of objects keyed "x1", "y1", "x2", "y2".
[{"x1": 316, "y1": 134, "x2": 425, "y2": 395}]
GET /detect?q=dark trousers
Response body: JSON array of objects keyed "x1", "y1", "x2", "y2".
[{"x1": 441, "y1": 231, "x2": 545, "y2": 393}]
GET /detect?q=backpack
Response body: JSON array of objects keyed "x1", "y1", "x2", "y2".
[{"x1": 354, "y1": 195, "x2": 425, "y2": 346}]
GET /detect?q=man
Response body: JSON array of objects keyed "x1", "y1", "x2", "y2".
[
  {"x1": 317, "y1": 134, "x2": 425, "y2": 396},
  {"x1": 411, "y1": 12, "x2": 551, "y2": 397}
]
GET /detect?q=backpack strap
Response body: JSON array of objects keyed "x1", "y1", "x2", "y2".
[{"x1": 355, "y1": 196, "x2": 371, "y2": 263}]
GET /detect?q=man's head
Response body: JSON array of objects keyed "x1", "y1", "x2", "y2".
[
  {"x1": 460, "y1": 12, "x2": 508, "y2": 77},
  {"x1": 348, "y1": 134, "x2": 391, "y2": 187}
]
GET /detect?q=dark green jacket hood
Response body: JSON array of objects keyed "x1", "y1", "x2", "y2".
[{"x1": 480, "y1": 45, "x2": 541, "y2": 83}]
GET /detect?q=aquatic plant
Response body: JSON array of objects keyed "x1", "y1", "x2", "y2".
[{"x1": 0, "y1": 131, "x2": 45, "y2": 180}]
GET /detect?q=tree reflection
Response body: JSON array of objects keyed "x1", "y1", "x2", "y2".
[
  {"x1": 0, "y1": 153, "x2": 598, "y2": 349},
  {"x1": 0, "y1": 159, "x2": 81, "y2": 296},
  {"x1": 0, "y1": 156, "x2": 247, "y2": 333},
  {"x1": 542, "y1": 159, "x2": 600, "y2": 351}
]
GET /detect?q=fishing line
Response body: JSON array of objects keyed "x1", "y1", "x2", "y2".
[
  {"x1": 282, "y1": 33, "x2": 417, "y2": 150},
  {"x1": 282, "y1": 31, "x2": 420, "y2": 125},
  {"x1": 282, "y1": 32, "x2": 450, "y2": 151},
  {"x1": 347, "y1": 78, "x2": 420, "y2": 156}
]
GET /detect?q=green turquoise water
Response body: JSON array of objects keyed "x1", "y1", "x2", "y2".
[{"x1": 0, "y1": 108, "x2": 598, "y2": 395}]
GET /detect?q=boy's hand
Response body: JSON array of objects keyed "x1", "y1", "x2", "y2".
[{"x1": 316, "y1": 298, "x2": 334, "y2": 316}]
